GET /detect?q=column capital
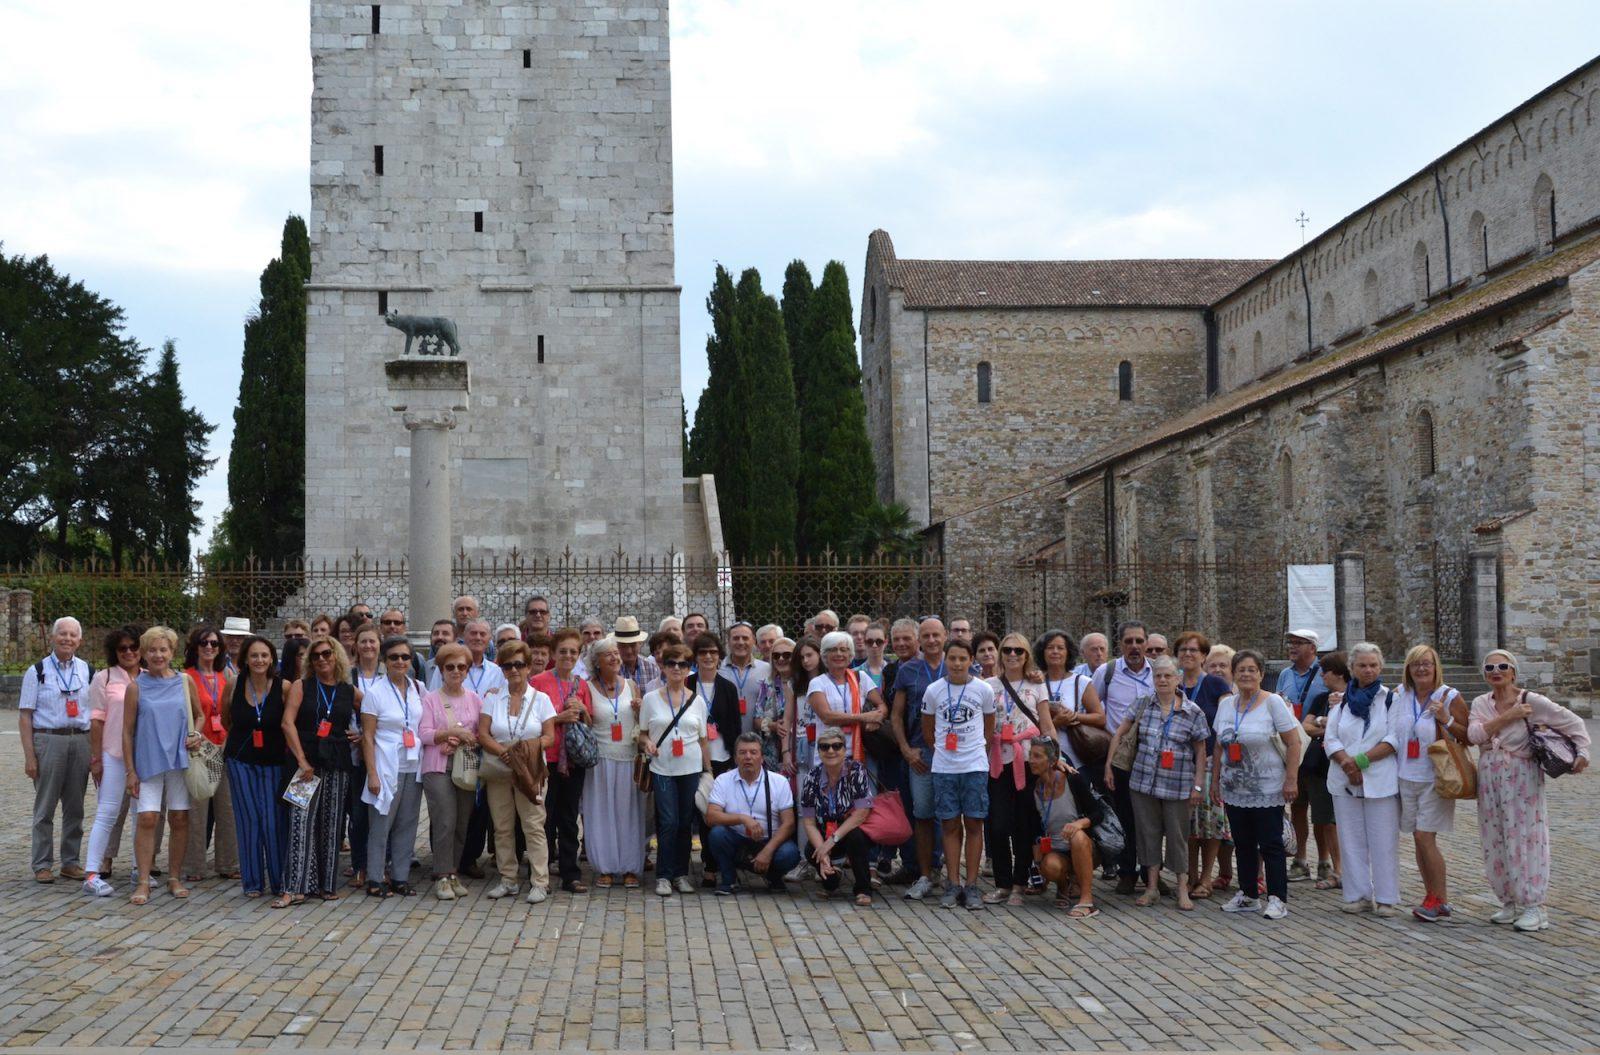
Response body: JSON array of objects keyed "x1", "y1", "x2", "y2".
[{"x1": 401, "y1": 410, "x2": 459, "y2": 431}]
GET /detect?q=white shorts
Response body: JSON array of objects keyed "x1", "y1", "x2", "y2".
[
  {"x1": 136, "y1": 770, "x2": 191, "y2": 813},
  {"x1": 1398, "y1": 777, "x2": 1453, "y2": 834}
]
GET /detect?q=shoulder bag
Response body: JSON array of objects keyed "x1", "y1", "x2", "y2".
[
  {"x1": 440, "y1": 693, "x2": 482, "y2": 791},
  {"x1": 1108, "y1": 694, "x2": 1151, "y2": 772},
  {"x1": 1524, "y1": 692, "x2": 1582, "y2": 778},
  {"x1": 182, "y1": 676, "x2": 224, "y2": 801},
  {"x1": 1268, "y1": 691, "x2": 1316, "y2": 764},
  {"x1": 860, "y1": 767, "x2": 912, "y2": 846},
  {"x1": 633, "y1": 693, "x2": 695, "y2": 793},
  {"x1": 481, "y1": 689, "x2": 532, "y2": 781},
  {"x1": 1058, "y1": 674, "x2": 1112, "y2": 766}
]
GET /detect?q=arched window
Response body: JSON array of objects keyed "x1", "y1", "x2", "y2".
[
  {"x1": 1469, "y1": 211, "x2": 1488, "y2": 274},
  {"x1": 976, "y1": 360, "x2": 992, "y2": 403},
  {"x1": 1363, "y1": 268, "x2": 1380, "y2": 322},
  {"x1": 1533, "y1": 173, "x2": 1556, "y2": 248},
  {"x1": 1278, "y1": 450, "x2": 1294, "y2": 505},
  {"x1": 1117, "y1": 360, "x2": 1133, "y2": 401},
  {"x1": 1320, "y1": 292, "x2": 1336, "y2": 344},
  {"x1": 1415, "y1": 409, "x2": 1436, "y2": 477},
  {"x1": 1413, "y1": 240, "x2": 1431, "y2": 300}
]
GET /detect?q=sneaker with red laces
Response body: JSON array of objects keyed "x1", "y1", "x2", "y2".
[{"x1": 1412, "y1": 895, "x2": 1444, "y2": 922}]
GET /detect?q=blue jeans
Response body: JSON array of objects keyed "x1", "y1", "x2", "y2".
[
  {"x1": 652, "y1": 772, "x2": 700, "y2": 881},
  {"x1": 706, "y1": 825, "x2": 800, "y2": 888}
]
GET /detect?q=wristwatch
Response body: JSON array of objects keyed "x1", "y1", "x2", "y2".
[{"x1": 1192, "y1": 785, "x2": 1203, "y2": 794}]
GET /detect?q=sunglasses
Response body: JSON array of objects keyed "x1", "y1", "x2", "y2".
[
  {"x1": 1000, "y1": 646, "x2": 1026, "y2": 656},
  {"x1": 385, "y1": 652, "x2": 412, "y2": 663},
  {"x1": 771, "y1": 651, "x2": 793, "y2": 661},
  {"x1": 817, "y1": 742, "x2": 845, "y2": 752},
  {"x1": 380, "y1": 618, "x2": 404, "y2": 626},
  {"x1": 500, "y1": 660, "x2": 528, "y2": 670},
  {"x1": 311, "y1": 649, "x2": 334, "y2": 661},
  {"x1": 116, "y1": 643, "x2": 140, "y2": 653},
  {"x1": 1483, "y1": 662, "x2": 1513, "y2": 672},
  {"x1": 865, "y1": 638, "x2": 886, "y2": 646},
  {"x1": 199, "y1": 640, "x2": 221, "y2": 649},
  {"x1": 526, "y1": 608, "x2": 549, "y2": 616},
  {"x1": 442, "y1": 662, "x2": 470, "y2": 672},
  {"x1": 662, "y1": 659, "x2": 691, "y2": 669}
]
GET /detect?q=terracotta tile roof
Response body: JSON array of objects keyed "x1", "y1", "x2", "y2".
[
  {"x1": 890, "y1": 257, "x2": 1275, "y2": 310},
  {"x1": 1060, "y1": 233, "x2": 1600, "y2": 484}
]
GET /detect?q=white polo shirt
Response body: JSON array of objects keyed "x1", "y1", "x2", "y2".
[
  {"x1": 1095, "y1": 658, "x2": 1154, "y2": 731},
  {"x1": 708, "y1": 766, "x2": 794, "y2": 835}
]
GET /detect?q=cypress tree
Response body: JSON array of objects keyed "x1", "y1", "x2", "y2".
[
  {"x1": 222, "y1": 215, "x2": 309, "y2": 564},
  {"x1": 795, "y1": 261, "x2": 875, "y2": 556},
  {"x1": 735, "y1": 271, "x2": 799, "y2": 557},
  {"x1": 780, "y1": 260, "x2": 814, "y2": 412},
  {"x1": 687, "y1": 264, "x2": 737, "y2": 504}
]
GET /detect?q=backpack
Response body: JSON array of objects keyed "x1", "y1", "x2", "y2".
[{"x1": 36, "y1": 657, "x2": 93, "y2": 688}]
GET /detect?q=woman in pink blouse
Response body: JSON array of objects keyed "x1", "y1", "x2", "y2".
[
  {"x1": 419, "y1": 658, "x2": 483, "y2": 902},
  {"x1": 82, "y1": 627, "x2": 146, "y2": 896},
  {"x1": 1467, "y1": 648, "x2": 1589, "y2": 932}
]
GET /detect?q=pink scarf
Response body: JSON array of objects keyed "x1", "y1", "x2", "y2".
[{"x1": 988, "y1": 678, "x2": 1039, "y2": 789}]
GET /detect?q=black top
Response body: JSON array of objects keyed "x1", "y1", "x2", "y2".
[
  {"x1": 223, "y1": 675, "x2": 289, "y2": 766},
  {"x1": 294, "y1": 678, "x2": 359, "y2": 772},
  {"x1": 687, "y1": 670, "x2": 742, "y2": 759},
  {"x1": 1301, "y1": 691, "x2": 1332, "y2": 776}
]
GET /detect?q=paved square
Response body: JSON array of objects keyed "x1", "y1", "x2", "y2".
[{"x1": 3, "y1": 713, "x2": 1598, "y2": 1052}]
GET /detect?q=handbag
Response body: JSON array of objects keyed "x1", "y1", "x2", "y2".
[
  {"x1": 1064, "y1": 674, "x2": 1113, "y2": 766},
  {"x1": 182, "y1": 677, "x2": 224, "y2": 802},
  {"x1": 1280, "y1": 809, "x2": 1298, "y2": 859},
  {"x1": 440, "y1": 694, "x2": 481, "y2": 791},
  {"x1": 1525, "y1": 691, "x2": 1582, "y2": 778},
  {"x1": 634, "y1": 693, "x2": 696, "y2": 793},
  {"x1": 561, "y1": 714, "x2": 599, "y2": 771},
  {"x1": 861, "y1": 786, "x2": 912, "y2": 846},
  {"x1": 1429, "y1": 736, "x2": 1478, "y2": 800},
  {"x1": 1108, "y1": 695, "x2": 1150, "y2": 772}
]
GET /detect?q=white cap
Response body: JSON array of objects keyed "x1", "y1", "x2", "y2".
[
  {"x1": 1285, "y1": 628, "x2": 1320, "y2": 649},
  {"x1": 221, "y1": 616, "x2": 252, "y2": 637}
]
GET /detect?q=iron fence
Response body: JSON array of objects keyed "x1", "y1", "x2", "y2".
[{"x1": 2, "y1": 550, "x2": 1310, "y2": 667}]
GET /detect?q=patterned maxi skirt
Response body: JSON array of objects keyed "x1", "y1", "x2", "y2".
[
  {"x1": 1477, "y1": 749, "x2": 1550, "y2": 908},
  {"x1": 1191, "y1": 757, "x2": 1233, "y2": 842},
  {"x1": 285, "y1": 769, "x2": 348, "y2": 895}
]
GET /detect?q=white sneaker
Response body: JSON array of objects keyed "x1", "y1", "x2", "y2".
[
  {"x1": 675, "y1": 875, "x2": 696, "y2": 894},
  {"x1": 525, "y1": 886, "x2": 548, "y2": 905},
  {"x1": 904, "y1": 876, "x2": 934, "y2": 901},
  {"x1": 450, "y1": 876, "x2": 468, "y2": 898},
  {"x1": 655, "y1": 878, "x2": 673, "y2": 897},
  {"x1": 1512, "y1": 905, "x2": 1549, "y2": 932},
  {"x1": 1489, "y1": 902, "x2": 1520, "y2": 924},
  {"x1": 434, "y1": 877, "x2": 457, "y2": 901},
  {"x1": 1220, "y1": 891, "x2": 1261, "y2": 913},
  {"x1": 785, "y1": 861, "x2": 816, "y2": 883},
  {"x1": 1340, "y1": 899, "x2": 1369, "y2": 914},
  {"x1": 82, "y1": 876, "x2": 114, "y2": 897},
  {"x1": 486, "y1": 880, "x2": 516, "y2": 900},
  {"x1": 1262, "y1": 895, "x2": 1288, "y2": 920},
  {"x1": 1374, "y1": 903, "x2": 1398, "y2": 919}
]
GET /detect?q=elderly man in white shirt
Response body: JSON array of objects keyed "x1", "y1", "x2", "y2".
[
  {"x1": 704, "y1": 733, "x2": 799, "y2": 893},
  {"x1": 20, "y1": 616, "x2": 94, "y2": 883}
]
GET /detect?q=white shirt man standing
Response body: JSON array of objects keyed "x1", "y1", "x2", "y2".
[
  {"x1": 20, "y1": 616, "x2": 93, "y2": 883},
  {"x1": 1093, "y1": 620, "x2": 1153, "y2": 893}
]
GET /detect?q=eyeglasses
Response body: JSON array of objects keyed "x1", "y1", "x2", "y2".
[
  {"x1": 771, "y1": 651, "x2": 793, "y2": 661},
  {"x1": 526, "y1": 607, "x2": 549, "y2": 616},
  {"x1": 1483, "y1": 662, "x2": 1513, "y2": 672},
  {"x1": 1122, "y1": 638, "x2": 1146, "y2": 646},
  {"x1": 500, "y1": 660, "x2": 528, "y2": 670},
  {"x1": 116, "y1": 643, "x2": 140, "y2": 654},
  {"x1": 817, "y1": 742, "x2": 845, "y2": 752},
  {"x1": 442, "y1": 662, "x2": 469, "y2": 672},
  {"x1": 311, "y1": 650, "x2": 334, "y2": 661},
  {"x1": 385, "y1": 652, "x2": 412, "y2": 663},
  {"x1": 1000, "y1": 646, "x2": 1027, "y2": 656},
  {"x1": 662, "y1": 659, "x2": 691, "y2": 669},
  {"x1": 199, "y1": 640, "x2": 220, "y2": 649},
  {"x1": 380, "y1": 618, "x2": 404, "y2": 627}
]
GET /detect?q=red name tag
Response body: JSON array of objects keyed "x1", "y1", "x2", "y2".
[
  {"x1": 738, "y1": 698, "x2": 747, "y2": 715},
  {"x1": 824, "y1": 821, "x2": 838, "y2": 839},
  {"x1": 252, "y1": 730, "x2": 264, "y2": 749},
  {"x1": 209, "y1": 714, "x2": 223, "y2": 734},
  {"x1": 1159, "y1": 749, "x2": 1175, "y2": 769},
  {"x1": 806, "y1": 724, "x2": 817, "y2": 743},
  {"x1": 1293, "y1": 703, "x2": 1303, "y2": 720},
  {"x1": 944, "y1": 732, "x2": 959, "y2": 752},
  {"x1": 707, "y1": 722, "x2": 719, "y2": 741},
  {"x1": 316, "y1": 719, "x2": 332, "y2": 738},
  {"x1": 671, "y1": 737, "x2": 684, "y2": 757},
  {"x1": 1227, "y1": 743, "x2": 1243, "y2": 764},
  {"x1": 65, "y1": 699, "x2": 79, "y2": 719},
  {"x1": 1037, "y1": 835, "x2": 1053, "y2": 857},
  {"x1": 402, "y1": 729, "x2": 416, "y2": 749},
  {"x1": 611, "y1": 722, "x2": 623, "y2": 742},
  {"x1": 1001, "y1": 726, "x2": 1014, "y2": 742},
  {"x1": 1407, "y1": 740, "x2": 1420, "y2": 759}
]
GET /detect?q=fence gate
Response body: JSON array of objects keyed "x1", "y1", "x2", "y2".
[{"x1": 1432, "y1": 545, "x2": 1474, "y2": 664}]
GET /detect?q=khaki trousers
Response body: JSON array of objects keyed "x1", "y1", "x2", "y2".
[
  {"x1": 485, "y1": 778, "x2": 549, "y2": 891},
  {"x1": 181, "y1": 767, "x2": 239, "y2": 878}
]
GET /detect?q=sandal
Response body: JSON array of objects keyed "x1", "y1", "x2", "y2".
[
  {"x1": 130, "y1": 881, "x2": 151, "y2": 906},
  {"x1": 364, "y1": 882, "x2": 391, "y2": 899},
  {"x1": 391, "y1": 882, "x2": 415, "y2": 897},
  {"x1": 167, "y1": 879, "x2": 191, "y2": 899},
  {"x1": 982, "y1": 887, "x2": 1010, "y2": 904},
  {"x1": 245, "y1": 891, "x2": 262, "y2": 899},
  {"x1": 348, "y1": 871, "x2": 366, "y2": 889},
  {"x1": 563, "y1": 880, "x2": 589, "y2": 894},
  {"x1": 595, "y1": 875, "x2": 614, "y2": 889},
  {"x1": 1054, "y1": 896, "x2": 1071, "y2": 909},
  {"x1": 319, "y1": 890, "x2": 341, "y2": 901},
  {"x1": 622, "y1": 873, "x2": 640, "y2": 889},
  {"x1": 1067, "y1": 903, "x2": 1100, "y2": 919},
  {"x1": 220, "y1": 871, "x2": 241, "y2": 880},
  {"x1": 854, "y1": 893, "x2": 873, "y2": 907},
  {"x1": 1315, "y1": 875, "x2": 1342, "y2": 890},
  {"x1": 1135, "y1": 890, "x2": 1160, "y2": 907},
  {"x1": 271, "y1": 893, "x2": 297, "y2": 909},
  {"x1": 1191, "y1": 883, "x2": 1213, "y2": 900},
  {"x1": 1006, "y1": 889, "x2": 1025, "y2": 907}
]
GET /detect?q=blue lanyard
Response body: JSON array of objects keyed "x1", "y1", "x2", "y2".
[
  {"x1": 738, "y1": 772, "x2": 765, "y2": 819},
  {"x1": 469, "y1": 662, "x2": 487, "y2": 695},
  {"x1": 555, "y1": 676, "x2": 577, "y2": 707},
  {"x1": 386, "y1": 677, "x2": 410, "y2": 728},
  {"x1": 824, "y1": 768, "x2": 846, "y2": 817},
  {"x1": 1230, "y1": 691, "x2": 1260, "y2": 741},
  {"x1": 1157, "y1": 699, "x2": 1179, "y2": 747},
  {"x1": 829, "y1": 672, "x2": 854, "y2": 714},
  {"x1": 1035, "y1": 777, "x2": 1061, "y2": 835},
  {"x1": 601, "y1": 679, "x2": 623, "y2": 724},
  {"x1": 726, "y1": 661, "x2": 752, "y2": 697},
  {"x1": 944, "y1": 680, "x2": 970, "y2": 725},
  {"x1": 1411, "y1": 689, "x2": 1430, "y2": 733},
  {"x1": 316, "y1": 681, "x2": 337, "y2": 723},
  {"x1": 697, "y1": 679, "x2": 714, "y2": 710},
  {"x1": 1047, "y1": 676, "x2": 1069, "y2": 703},
  {"x1": 247, "y1": 681, "x2": 268, "y2": 728},
  {"x1": 51, "y1": 656, "x2": 80, "y2": 695}
]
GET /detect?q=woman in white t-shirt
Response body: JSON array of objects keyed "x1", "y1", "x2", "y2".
[
  {"x1": 478, "y1": 640, "x2": 557, "y2": 904},
  {"x1": 583, "y1": 636, "x2": 646, "y2": 888},
  {"x1": 1391, "y1": 644, "x2": 1469, "y2": 922},
  {"x1": 1034, "y1": 630, "x2": 1104, "y2": 771},
  {"x1": 806, "y1": 631, "x2": 888, "y2": 767},
  {"x1": 1209, "y1": 648, "x2": 1300, "y2": 920},
  {"x1": 637, "y1": 644, "x2": 711, "y2": 897},
  {"x1": 982, "y1": 632, "x2": 1054, "y2": 905}
]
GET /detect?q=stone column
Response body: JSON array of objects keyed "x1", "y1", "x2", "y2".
[
  {"x1": 1470, "y1": 548, "x2": 1501, "y2": 661},
  {"x1": 1335, "y1": 550, "x2": 1366, "y2": 648},
  {"x1": 1189, "y1": 449, "x2": 1219, "y2": 634},
  {"x1": 386, "y1": 358, "x2": 470, "y2": 632}
]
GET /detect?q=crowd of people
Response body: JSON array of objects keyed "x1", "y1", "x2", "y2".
[{"x1": 18, "y1": 603, "x2": 1591, "y2": 931}]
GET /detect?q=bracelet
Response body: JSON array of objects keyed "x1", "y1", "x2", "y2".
[{"x1": 1354, "y1": 752, "x2": 1370, "y2": 770}]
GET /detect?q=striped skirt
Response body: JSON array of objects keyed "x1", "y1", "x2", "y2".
[{"x1": 285, "y1": 769, "x2": 348, "y2": 895}]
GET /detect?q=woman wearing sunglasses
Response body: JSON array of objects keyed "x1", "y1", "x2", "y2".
[
  {"x1": 181, "y1": 625, "x2": 237, "y2": 882},
  {"x1": 755, "y1": 637, "x2": 795, "y2": 775},
  {"x1": 357, "y1": 637, "x2": 429, "y2": 897},
  {"x1": 82, "y1": 627, "x2": 150, "y2": 896},
  {"x1": 800, "y1": 726, "x2": 875, "y2": 905},
  {"x1": 282, "y1": 639, "x2": 362, "y2": 904},
  {"x1": 1467, "y1": 649, "x2": 1589, "y2": 932},
  {"x1": 222, "y1": 636, "x2": 290, "y2": 902},
  {"x1": 982, "y1": 632, "x2": 1054, "y2": 905},
  {"x1": 480, "y1": 639, "x2": 557, "y2": 902},
  {"x1": 638, "y1": 643, "x2": 711, "y2": 897},
  {"x1": 418, "y1": 638, "x2": 484, "y2": 902}
]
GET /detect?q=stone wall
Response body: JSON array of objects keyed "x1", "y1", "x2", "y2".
[
  {"x1": 1215, "y1": 58, "x2": 1600, "y2": 392},
  {"x1": 305, "y1": 1, "x2": 687, "y2": 562}
]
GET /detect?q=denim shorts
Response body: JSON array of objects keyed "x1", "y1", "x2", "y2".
[
  {"x1": 908, "y1": 767, "x2": 936, "y2": 820},
  {"x1": 932, "y1": 770, "x2": 989, "y2": 821}
]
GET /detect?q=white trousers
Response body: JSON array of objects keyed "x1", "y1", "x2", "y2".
[
  {"x1": 85, "y1": 754, "x2": 128, "y2": 874},
  {"x1": 1332, "y1": 793, "x2": 1400, "y2": 905}
]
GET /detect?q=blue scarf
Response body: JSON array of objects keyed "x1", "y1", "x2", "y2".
[{"x1": 1344, "y1": 679, "x2": 1384, "y2": 729}]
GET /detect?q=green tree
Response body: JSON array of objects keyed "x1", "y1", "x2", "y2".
[
  {"x1": 143, "y1": 340, "x2": 214, "y2": 564},
  {"x1": 851, "y1": 501, "x2": 920, "y2": 560},
  {"x1": 687, "y1": 264, "x2": 738, "y2": 508},
  {"x1": 795, "y1": 261, "x2": 875, "y2": 555},
  {"x1": 780, "y1": 260, "x2": 814, "y2": 412},
  {"x1": 221, "y1": 215, "x2": 309, "y2": 563},
  {"x1": 736, "y1": 271, "x2": 799, "y2": 557}
]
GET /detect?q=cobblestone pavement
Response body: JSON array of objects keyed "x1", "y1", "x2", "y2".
[{"x1": 3, "y1": 713, "x2": 1598, "y2": 1052}]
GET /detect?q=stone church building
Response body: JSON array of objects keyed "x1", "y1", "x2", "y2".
[{"x1": 863, "y1": 56, "x2": 1600, "y2": 711}]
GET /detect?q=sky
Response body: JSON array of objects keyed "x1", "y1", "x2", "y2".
[{"x1": 2, "y1": 0, "x2": 1595, "y2": 554}]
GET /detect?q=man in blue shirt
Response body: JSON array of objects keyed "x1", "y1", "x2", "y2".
[
  {"x1": 19, "y1": 616, "x2": 92, "y2": 883},
  {"x1": 890, "y1": 617, "x2": 949, "y2": 899},
  {"x1": 1276, "y1": 628, "x2": 1323, "y2": 883}
]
